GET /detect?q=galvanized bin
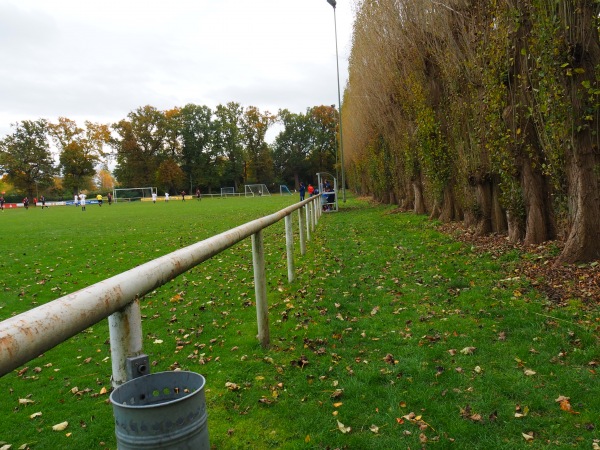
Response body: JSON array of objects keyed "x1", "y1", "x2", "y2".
[{"x1": 110, "y1": 371, "x2": 209, "y2": 449}]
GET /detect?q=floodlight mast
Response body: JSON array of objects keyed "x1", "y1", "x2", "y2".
[{"x1": 325, "y1": 0, "x2": 346, "y2": 203}]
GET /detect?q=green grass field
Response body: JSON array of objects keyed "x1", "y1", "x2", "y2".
[{"x1": 1, "y1": 196, "x2": 599, "y2": 449}]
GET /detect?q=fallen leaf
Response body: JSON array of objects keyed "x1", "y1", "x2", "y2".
[
  {"x1": 225, "y1": 382, "x2": 240, "y2": 391},
  {"x1": 330, "y1": 389, "x2": 344, "y2": 399},
  {"x1": 524, "y1": 369, "x2": 536, "y2": 376},
  {"x1": 29, "y1": 412, "x2": 42, "y2": 419},
  {"x1": 522, "y1": 432, "x2": 534, "y2": 441},
  {"x1": 18, "y1": 398, "x2": 34, "y2": 405},
  {"x1": 52, "y1": 421, "x2": 69, "y2": 431},
  {"x1": 336, "y1": 420, "x2": 351, "y2": 434},
  {"x1": 369, "y1": 424, "x2": 379, "y2": 434},
  {"x1": 460, "y1": 347, "x2": 476, "y2": 355}
]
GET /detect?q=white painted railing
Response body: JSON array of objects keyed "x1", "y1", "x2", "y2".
[{"x1": 0, "y1": 196, "x2": 323, "y2": 385}]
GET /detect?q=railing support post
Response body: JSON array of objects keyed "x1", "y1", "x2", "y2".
[
  {"x1": 298, "y1": 207, "x2": 307, "y2": 256},
  {"x1": 252, "y1": 230, "x2": 270, "y2": 348},
  {"x1": 305, "y1": 204, "x2": 311, "y2": 241},
  {"x1": 108, "y1": 299, "x2": 143, "y2": 387},
  {"x1": 285, "y1": 214, "x2": 295, "y2": 283}
]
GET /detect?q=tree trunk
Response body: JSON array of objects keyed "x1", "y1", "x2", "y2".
[
  {"x1": 520, "y1": 153, "x2": 556, "y2": 245},
  {"x1": 413, "y1": 176, "x2": 426, "y2": 214},
  {"x1": 560, "y1": 141, "x2": 600, "y2": 262},
  {"x1": 557, "y1": 1, "x2": 600, "y2": 263},
  {"x1": 507, "y1": 210, "x2": 524, "y2": 243},
  {"x1": 475, "y1": 176, "x2": 493, "y2": 236},
  {"x1": 429, "y1": 198, "x2": 441, "y2": 220},
  {"x1": 491, "y1": 177, "x2": 507, "y2": 233},
  {"x1": 439, "y1": 184, "x2": 458, "y2": 222}
]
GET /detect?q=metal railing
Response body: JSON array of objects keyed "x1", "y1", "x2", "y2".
[{"x1": 0, "y1": 195, "x2": 323, "y2": 385}]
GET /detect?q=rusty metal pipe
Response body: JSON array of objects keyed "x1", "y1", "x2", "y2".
[{"x1": 0, "y1": 196, "x2": 321, "y2": 377}]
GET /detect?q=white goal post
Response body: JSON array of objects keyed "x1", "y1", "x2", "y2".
[
  {"x1": 280, "y1": 185, "x2": 293, "y2": 196},
  {"x1": 220, "y1": 187, "x2": 235, "y2": 197},
  {"x1": 113, "y1": 187, "x2": 157, "y2": 203},
  {"x1": 244, "y1": 184, "x2": 271, "y2": 197}
]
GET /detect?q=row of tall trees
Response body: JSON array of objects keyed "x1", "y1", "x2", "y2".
[
  {"x1": 0, "y1": 103, "x2": 339, "y2": 198},
  {"x1": 112, "y1": 103, "x2": 337, "y2": 193},
  {"x1": 344, "y1": 0, "x2": 600, "y2": 263}
]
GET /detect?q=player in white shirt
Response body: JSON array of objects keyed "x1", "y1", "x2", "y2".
[{"x1": 79, "y1": 193, "x2": 87, "y2": 211}]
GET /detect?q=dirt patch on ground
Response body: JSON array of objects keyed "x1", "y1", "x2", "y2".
[{"x1": 437, "y1": 223, "x2": 600, "y2": 306}]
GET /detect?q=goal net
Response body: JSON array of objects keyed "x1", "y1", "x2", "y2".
[
  {"x1": 280, "y1": 185, "x2": 293, "y2": 196},
  {"x1": 244, "y1": 184, "x2": 271, "y2": 197},
  {"x1": 113, "y1": 187, "x2": 157, "y2": 202},
  {"x1": 220, "y1": 187, "x2": 235, "y2": 197}
]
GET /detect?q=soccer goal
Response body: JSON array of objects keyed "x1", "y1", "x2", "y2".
[
  {"x1": 113, "y1": 187, "x2": 157, "y2": 203},
  {"x1": 280, "y1": 185, "x2": 293, "y2": 196},
  {"x1": 220, "y1": 187, "x2": 235, "y2": 197},
  {"x1": 244, "y1": 184, "x2": 271, "y2": 197}
]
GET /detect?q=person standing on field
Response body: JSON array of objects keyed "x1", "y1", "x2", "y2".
[
  {"x1": 80, "y1": 192, "x2": 87, "y2": 211},
  {"x1": 196, "y1": 188, "x2": 201, "y2": 201},
  {"x1": 96, "y1": 194, "x2": 103, "y2": 206},
  {"x1": 299, "y1": 182, "x2": 306, "y2": 201},
  {"x1": 307, "y1": 184, "x2": 314, "y2": 197},
  {"x1": 0, "y1": 195, "x2": 5, "y2": 211},
  {"x1": 23, "y1": 197, "x2": 29, "y2": 210},
  {"x1": 40, "y1": 195, "x2": 46, "y2": 209},
  {"x1": 74, "y1": 193, "x2": 79, "y2": 207},
  {"x1": 107, "y1": 192, "x2": 112, "y2": 205},
  {"x1": 165, "y1": 192, "x2": 169, "y2": 202},
  {"x1": 152, "y1": 192, "x2": 157, "y2": 203},
  {"x1": 181, "y1": 190, "x2": 186, "y2": 201}
]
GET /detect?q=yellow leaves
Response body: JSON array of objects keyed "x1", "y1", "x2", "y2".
[
  {"x1": 52, "y1": 421, "x2": 69, "y2": 431},
  {"x1": 555, "y1": 395, "x2": 579, "y2": 414},
  {"x1": 336, "y1": 420, "x2": 351, "y2": 434},
  {"x1": 225, "y1": 382, "x2": 240, "y2": 391},
  {"x1": 170, "y1": 292, "x2": 184, "y2": 303},
  {"x1": 514, "y1": 404, "x2": 529, "y2": 418},
  {"x1": 523, "y1": 369, "x2": 536, "y2": 376},
  {"x1": 18, "y1": 398, "x2": 35, "y2": 405},
  {"x1": 522, "y1": 431, "x2": 534, "y2": 441},
  {"x1": 29, "y1": 412, "x2": 42, "y2": 419}
]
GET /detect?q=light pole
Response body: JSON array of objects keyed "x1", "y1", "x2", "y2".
[{"x1": 326, "y1": 0, "x2": 346, "y2": 202}]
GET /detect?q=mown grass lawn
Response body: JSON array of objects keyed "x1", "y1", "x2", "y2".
[{"x1": 1, "y1": 195, "x2": 599, "y2": 449}]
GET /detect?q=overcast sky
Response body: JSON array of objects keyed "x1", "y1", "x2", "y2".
[{"x1": 0, "y1": 0, "x2": 354, "y2": 140}]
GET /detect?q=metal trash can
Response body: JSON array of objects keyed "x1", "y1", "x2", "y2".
[{"x1": 110, "y1": 371, "x2": 209, "y2": 449}]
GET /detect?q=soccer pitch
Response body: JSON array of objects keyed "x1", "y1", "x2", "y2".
[{"x1": 0, "y1": 195, "x2": 304, "y2": 448}]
